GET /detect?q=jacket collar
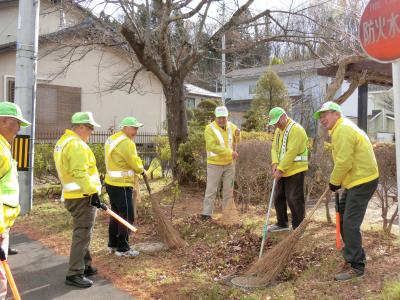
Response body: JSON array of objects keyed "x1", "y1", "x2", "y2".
[
  {"x1": 0, "y1": 134, "x2": 10, "y2": 149},
  {"x1": 329, "y1": 117, "x2": 343, "y2": 136}
]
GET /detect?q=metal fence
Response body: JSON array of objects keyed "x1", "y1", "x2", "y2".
[
  {"x1": 35, "y1": 130, "x2": 165, "y2": 168},
  {"x1": 35, "y1": 130, "x2": 162, "y2": 144}
]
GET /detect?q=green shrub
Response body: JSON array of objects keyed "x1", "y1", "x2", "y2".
[
  {"x1": 176, "y1": 125, "x2": 206, "y2": 184},
  {"x1": 89, "y1": 144, "x2": 105, "y2": 175},
  {"x1": 34, "y1": 144, "x2": 57, "y2": 178},
  {"x1": 34, "y1": 143, "x2": 106, "y2": 179}
]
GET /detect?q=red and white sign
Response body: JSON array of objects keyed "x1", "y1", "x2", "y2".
[{"x1": 359, "y1": 0, "x2": 400, "y2": 62}]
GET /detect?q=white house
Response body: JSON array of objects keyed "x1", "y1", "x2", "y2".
[
  {"x1": 0, "y1": 0, "x2": 165, "y2": 133},
  {"x1": 225, "y1": 60, "x2": 361, "y2": 133}
]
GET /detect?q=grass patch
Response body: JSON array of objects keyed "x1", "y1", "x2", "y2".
[{"x1": 380, "y1": 280, "x2": 400, "y2": 300}]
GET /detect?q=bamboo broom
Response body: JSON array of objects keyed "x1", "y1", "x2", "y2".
[
  {"x1": 142, "y1": 174, "x2": 187, "y2": 249},
  {"x1": 231, "y1": 187, "x2": 330, "y2": 288}
]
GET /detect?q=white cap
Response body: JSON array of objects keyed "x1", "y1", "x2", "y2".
[{"x1": 214, "y1": 106, "x2": 229, "y2": 117}]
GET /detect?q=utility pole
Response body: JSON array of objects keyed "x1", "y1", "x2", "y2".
[
  {"x1": 221, "y1": 1, "x2": 226, "y2": 105},
  {"x1": 14, "y1": 0, "x2": 40, "y2": 214}
]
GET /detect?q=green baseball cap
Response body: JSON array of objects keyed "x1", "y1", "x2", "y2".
[
  {"x1": 120, "y1": 117, "x2": 144, "y2": 128},
  {"x1": 0, "y1": 101, "x2": 31, "y2": 128},
  {"x1": 71, "y1": 112, "x2": 100, "y2": 127},
  {"x1": 313, "y1": 101, "x2": 342, "y2": 120},
  {"x1": 215, "y1": 106, "x2": 229, "y2": 117},
  {"x1": 268, "y1": 107, "x2": 286, "y2": 126}
]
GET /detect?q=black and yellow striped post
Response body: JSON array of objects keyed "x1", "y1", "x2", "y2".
[{"x1": 11, "y1": 135, "x2": 30, "y2": 171}]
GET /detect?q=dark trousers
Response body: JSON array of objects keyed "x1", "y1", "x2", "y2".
[
  {"x1": 64, "y1": 197, "x2": 96, "y2": 277},
  {"x1": 339, "y1": 178, "x2": 378, "y2": 271},
  {"x1": 273, "y1": 172, "x2": 305, "y2": 229},
  {"x1": 106, "y1": 184, "x2": 135, "y2": 252}
]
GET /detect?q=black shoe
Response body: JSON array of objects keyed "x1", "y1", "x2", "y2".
[
  {"x1": 65, "y1": 275, "x2": 93, "y2": 288},
  {"x1": 8, "y1": 248, "x2": 18, "y2": 255},
  {"x1": 84, "y1": 265, "x2": 98, "y2": 276},
  {"x1": 200, "y1": 214, "x2": 211, "y2": 221}
]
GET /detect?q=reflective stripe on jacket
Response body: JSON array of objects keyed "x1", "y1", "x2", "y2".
[
  {"x1": 271, "y1": 118, "x2": 309, "y2": 177},
  {"x1": 0, "y1": 134, "x2": 20, "y2": 234},
  {"x1": 54, "y1": 129, "x2": 101, "y2": 199},
  {"x1": 104, "y1": 131, "x2": 144, "y2": 187},
  {"x1": 205, "y1": 121, "x2": 239, "y2": 165},
  {"x1": 329, "y1": 117, "x2": 379, "y2": 189}
]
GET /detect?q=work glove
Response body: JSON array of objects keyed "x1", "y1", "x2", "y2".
[
  {"x1": 329, "y1": 183, "x2": 341, "y2": 192},
  {"x1": 90, "y1": 193, "x2": 102, "y2": 209},
  {"x1": 0, "y1": 247, "x2": 5, "y2": 261}
]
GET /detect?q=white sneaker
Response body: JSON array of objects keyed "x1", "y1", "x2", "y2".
[
  {"x1": 115, "y1": 249, "x2": 140, "y2": 258},
  {"x1": 108, "y1": 247, "x2": 116, "y2": 254},
  {"x1": 267, "y1": 224, "x2": 290, "y2": 232}
]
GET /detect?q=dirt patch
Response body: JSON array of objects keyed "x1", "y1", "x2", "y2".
[{"x1": 14, "y1": 185, "x2": 400, "y2": 299}]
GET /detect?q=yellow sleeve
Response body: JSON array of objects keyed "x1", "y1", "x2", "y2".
[
  {"x1": 277, "y1": 125, "x2": 307, "y2": 172},
  {"x1": 0, "y1": 154, "x2": 10, "y2": 183},
  {"x1": 0, "y1": 204, "x2": 4, "y2": 234},
  {"x1": 118, "y1": 140, "x2": 144, "y2": 174},
  {"x1": 204, "y1": 126, "x2": 232, "y2": 156},
  {"x1": 65, "y1": 141, "x2": 97, "y2": 195},
  {"x1": 0, "y1": 154, "x2": 10, "y2": 233},
  {"x1": 330, "y1": 126, "x2": 356, "y2": 185},
  {"x1": 271, "y1": 128, "x2": 279, "y2": 165}
]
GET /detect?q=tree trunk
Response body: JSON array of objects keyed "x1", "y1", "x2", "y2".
[{"x1": 163, "y1": 80, "x2": 188, "y2": 179}]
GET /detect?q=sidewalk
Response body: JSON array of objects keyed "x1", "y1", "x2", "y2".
[{"x1": 6, "y1": 232, "x2": 133, "y2": 300}]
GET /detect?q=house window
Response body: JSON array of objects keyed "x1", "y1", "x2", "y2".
[
  {"x1": 186, "y1": 97, "x2": 195, "y2": 109},
  {"x1": 249, "y1": 84, "x2": 256, "y2": 95},
  {"x1": 6, "y1": 78, "x2": 15, "y2": 102},
  {"x1": 36, "y1": 84, "x2": 81, "y2": 131}
]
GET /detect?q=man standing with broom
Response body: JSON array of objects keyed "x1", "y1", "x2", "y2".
[
  {"x1": 268, "y1": 107, "x2": 309, "y2": 231},
  {"x1": 0, "y1": 102, "x2": 31, "y2": 298},
  {"x1": 314, "y1": 101, "x2": 378, "y2": 281},
  {"x1": 104, "y1": 117, "x2": 145, "y2": 257},
  {"x1": 54, "y1": 112, "x2": 102, "y2": 288},
  {"x1": 201, "y1": 106, "x2": 240, "y2": 221}
]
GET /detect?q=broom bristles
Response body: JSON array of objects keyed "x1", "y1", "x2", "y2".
[
  {"x1": 243, "y1": 187, "x2": 330, "y2": 286},
  {"x1": 150, "y1": 195, "x2": 187, "y2": 249},
  {"x1": 220, "y1": 197, "x2": 240, "y2": 225}
]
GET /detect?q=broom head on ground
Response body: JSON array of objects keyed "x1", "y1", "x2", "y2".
[
  {"x1": 231, "y1": 187, "x2": 330, "y2": 288},
  {"x1": 143, "y1": 174, "x2": 187, "y2": 249}
]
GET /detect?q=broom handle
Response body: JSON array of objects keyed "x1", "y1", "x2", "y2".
[
  {"x1": 142, "y1": 173, "x2": 152, "y2": 195},
  {"x1": 100, "y1": 204, "x2": 138, "y2": 232},
  {"x1": 335, "y1": 191, "x2": 342, "y2": 250},
  {"x1": 258, "y1": 179, "x2": 276, "y2": 260},
  {"x1": 1, "y1": 260, "x2": 21, "y2": 300}
]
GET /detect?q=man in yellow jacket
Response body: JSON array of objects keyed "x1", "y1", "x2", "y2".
[
  {"x1": 105, "y1": 117, "x2": 144, "y2": 257},
  {"x1": 202, "y1": 106, "x2": 240, "y2": 220},
  {"x1": 314, "y1": 101, "x2": 379, "y2": 281},
  {"x1": 269, "y1": 107, "x2": 308, "y2": 231},
  {"x1": 0, "y1": 102, "x2": 31, "y2": 298},
  {"x1": 54, "y1": 112, "x2": 102, "y2": 288}
]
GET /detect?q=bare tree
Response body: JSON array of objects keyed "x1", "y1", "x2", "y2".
[{"x1": 44, "y1": 0, "x2": 376, "y2": 180}]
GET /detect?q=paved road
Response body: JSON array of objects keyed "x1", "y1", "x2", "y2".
[{"x1": 6, "y1": 232, "x2": 133, "y2": 300}]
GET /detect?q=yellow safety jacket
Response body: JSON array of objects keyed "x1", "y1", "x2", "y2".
[
  {"x1": 54, "y1": 129, "x2": 101, "y2": 199},
  {"x1": 329, "y1": 117, "x2": 379, "y2": 189},
  {"x1": 205, "y1": 121, "x2": 240, "y2": 165},
  {"x1": 104, "y1": 131, "x2": 144, "y2": 187},
  {"x1": 271, "y1": 118, "x2": 309, "y2": 177},
  {"x1": 0, "y1": 134, "x2": 20, "y2": 234}
]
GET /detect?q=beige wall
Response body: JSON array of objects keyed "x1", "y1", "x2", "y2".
[
  {"x1": 0, "y1": 1, "x2": 83, "y2": 46},
  {"x1": 38, "y1": 44, "x2": 165, "y2": 132}
]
